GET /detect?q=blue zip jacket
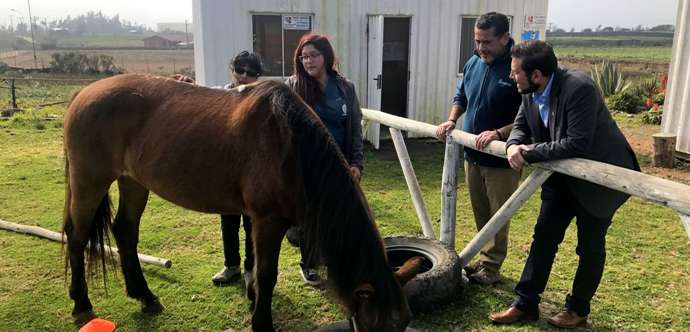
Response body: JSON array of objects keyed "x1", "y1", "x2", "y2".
[{"x1": 453, "y1": 39, "x2": 522, "y2": 168}]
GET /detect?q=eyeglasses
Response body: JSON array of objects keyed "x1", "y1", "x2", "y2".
[
  {"x1": 298, "y1": 52, "x2": 322, "y2": 62},
  {"x1": 234, "y1": 67, "x2": 259, "y2": 77}
]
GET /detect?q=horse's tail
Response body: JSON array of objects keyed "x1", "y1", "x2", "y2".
[
  {"x1": 62, "y1": 155, "x2": 70, "y2": 278},
  {"x1": 62, "y1": 154, "x2": 114, "y2": 288}
]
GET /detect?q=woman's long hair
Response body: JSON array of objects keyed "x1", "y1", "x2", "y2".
[{"x1": 292, "y1": 33, "x2": 339, "y2": 108}]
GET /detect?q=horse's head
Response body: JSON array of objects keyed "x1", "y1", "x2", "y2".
[{"x1": 348, "y1": 256, "x2": 424, "y2": 332}]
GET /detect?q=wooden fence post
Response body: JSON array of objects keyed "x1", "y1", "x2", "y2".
[
  {"x1": 389, "y1": 128, "x2": 436, "y2": 239},
  {"x1": 440, "y1": 135, "x2": 460, "y2": 248},
  {"x1": 653, "y1": 133, "x2": 676, "y2": 168}
]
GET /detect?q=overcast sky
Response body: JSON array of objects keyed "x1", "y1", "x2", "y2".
[{"x1": 0, "y1": 0, "x2": 680, "y2": 31}]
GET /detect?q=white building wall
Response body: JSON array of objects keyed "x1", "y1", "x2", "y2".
[
  {"x1": 193, "y1": 0, "x2": 548, "y2": 125},
  {"x1": 662, "y1": 0, "x2": 690, "y2": 155}
]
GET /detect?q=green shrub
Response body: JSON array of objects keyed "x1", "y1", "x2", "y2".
[
  {"x1": 49, "y1": 52, "x2": 125, "y2": 75},
  {"x1": 606, "y1": 91, "x2": 642, "y2": 113},
  {"x1": 641, "y1": 107, "x2": 663, "y2": 125},
  {"x1": 591, "y1": 61, "x2": 631, "y2": 97},
  {"x1": 652, "y1": 93, "x2": 665, "y2": 106}
]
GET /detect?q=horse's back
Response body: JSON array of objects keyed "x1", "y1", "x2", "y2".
[{"x1": 64, "y1": 75, "x2": 301, "y2": 216}]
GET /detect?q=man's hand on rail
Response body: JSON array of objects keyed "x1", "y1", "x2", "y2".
[
  {"x1": 507, "y1": 144, "x2": 529, "y2": 170},
  {"x1": 475, "y1": 130, "x2": 500, "y2": 150},
  {"x1": 435, "y1": 121, "x2": 456, "y2": 140}
]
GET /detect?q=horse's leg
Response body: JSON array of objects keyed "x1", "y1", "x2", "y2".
[
  {"x1": 251, "y1": 217, "x2": 288, "y2": 332},
  {"x1": 65, "y1": 181, "x2": 110, "y2": 325},
  {"x1": 111, "y1": 176, "x2": 163, "y2": 314}
]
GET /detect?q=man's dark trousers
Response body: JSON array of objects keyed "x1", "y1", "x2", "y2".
[{"x1": 512, "y1": 176, "x2": 613, "y2": 317}]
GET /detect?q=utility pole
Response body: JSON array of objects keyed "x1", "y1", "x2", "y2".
[
  {"x1": 27, "y1": 0, "x2": 38, "y2": 69},
  {"x1": 185, "y1": 19, "x2": 190, "y2": 45}
]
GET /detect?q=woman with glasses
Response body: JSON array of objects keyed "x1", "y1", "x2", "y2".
[
  {"x1": 210, "y1": 50, "x2": 263, "y2": 285},
  {"x1": 285, "y1": 33, "x2": 364, "y2": 286}
]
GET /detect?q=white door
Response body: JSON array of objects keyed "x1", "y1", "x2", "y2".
[{"x1": 366, "y1": 15, "x2": 384, "y2": 149}]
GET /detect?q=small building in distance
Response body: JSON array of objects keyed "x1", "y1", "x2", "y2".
[{"x1": 143, "y1": 34, "x2": 193, "y2": 49}]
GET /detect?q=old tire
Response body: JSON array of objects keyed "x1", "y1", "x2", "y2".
[{"x1": 384, "y1": 236, "x2": 463, "y2": 314}]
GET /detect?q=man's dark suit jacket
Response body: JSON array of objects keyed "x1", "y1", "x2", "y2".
[{"x1": 506, "y1": 68, "x2": 640, "y2": 219}]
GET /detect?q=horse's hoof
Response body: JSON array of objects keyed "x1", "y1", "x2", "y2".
[
  {"x1": 142, "y1": 298, "x2": 165, "y2": 314},
  {"x1": 72, "y1": 310, "x2": 96, "y2": 327}
]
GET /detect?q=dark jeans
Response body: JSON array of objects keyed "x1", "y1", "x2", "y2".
[
  {"x1": 513, "y1": 181, "x2": 613, "y2": 317},
  {"x1": 220, "y1": 214, "x2": 253, "y2": 272}
]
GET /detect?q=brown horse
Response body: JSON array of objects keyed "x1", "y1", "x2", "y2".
[{"x1": 62, "y1": 74, "x2": 419, "y2": 331}]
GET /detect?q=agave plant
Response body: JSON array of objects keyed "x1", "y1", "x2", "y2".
[
  {"x1": 633, "y1": 77, "x2": 660, "y2": 99},
  {"x1": 591, "y1": 61, "x2": 631, "y2": 97}
]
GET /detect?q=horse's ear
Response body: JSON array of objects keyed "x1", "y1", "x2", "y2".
[
  {"x1": 354, "y1": 283, "x2": 375, "y2": 300},
  {"x1": 394, "y1": 256, "x2": 424, "y2": 286}
]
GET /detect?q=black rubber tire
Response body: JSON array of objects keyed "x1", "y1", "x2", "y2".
[{"x1": 384, "y1": 236, "x2": 463, "y2": 314}]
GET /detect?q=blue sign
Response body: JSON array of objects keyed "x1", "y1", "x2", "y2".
[{"x1": 521, "y1": 30, "x2": 540, "y2": 41}]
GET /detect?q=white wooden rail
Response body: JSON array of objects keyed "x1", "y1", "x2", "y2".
[{"x1": 362, "y1": 108, "x2": 690, "y2": 265}]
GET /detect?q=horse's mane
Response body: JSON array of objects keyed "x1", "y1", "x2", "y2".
[{"x1": 245, "y1": 80, "x2": 401, "y2": 320}]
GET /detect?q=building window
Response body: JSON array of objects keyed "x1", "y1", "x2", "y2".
[
  {"x1": 253, "y1": 14, "x2": 313, "y2": 77},
  {"x1": 458, "y1": 15, "x2": 512, "y2": 74}
]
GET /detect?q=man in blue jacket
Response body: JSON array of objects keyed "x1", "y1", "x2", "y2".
[{"x1": 436, "y1": 12, "x2": 522, "y2": 285}]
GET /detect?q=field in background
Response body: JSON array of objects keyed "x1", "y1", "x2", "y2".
[
  {"x1": 50, "y1": 35, "x2": 149, "y2": 48},
  {"x1": 554, "y1": 46, "x2": 672, "y2": 61},
  {"x1": 0, "y1": 49, "x2": 194, "y2": 75}
]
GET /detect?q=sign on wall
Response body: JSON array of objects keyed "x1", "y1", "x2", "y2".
[
  {"x1": 283, "y1": 15, "x2": 312, "y2": 30},
  {"x1": 524, "y1": 15, "x2": 546, "y2": 30},
  {"x1": 521, "y1": 30, "x2": 541, "y2": 41}
]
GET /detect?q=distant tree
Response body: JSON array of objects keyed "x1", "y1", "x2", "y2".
[
  {"x1": 649, "y1": 24, "x2": 674, "y2": 32},
  {"x1": 16, "y1": 22, "x2": 28, "y2": 35},
  {"x1": 570, "y1": 27, "x2": 575, "y2": 33},
  {"x1": 595, "y1": 24, "x2": 603, "y2": 32},
  {"x1": 554, "y1": 28, "x2": 566, "y2": 33},
  {"x1": 582, "y1": 28, "x2": 593, "y2": 33},
  {"x1": 45, "y1": 11, "x2": 152, "y2": 36},
  {"x1": 601, "y1": 26, "x2": 614, "y2": 32},
  {"x1": 634, "y1": 25, "x2": 645, "y2": 32}
]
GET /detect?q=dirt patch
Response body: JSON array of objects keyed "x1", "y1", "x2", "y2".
[{"x1": 617, "y1": 119, "x2": 690, "y2": 185}]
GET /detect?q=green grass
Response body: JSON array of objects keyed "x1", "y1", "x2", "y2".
[
  {"x1": 549, "y1": 36, "x2": 673, "y2": 42},
  {"x1": 0, "y1": 84, "x2": 689, "y2": 331},
  {"x1": 555, "y1": 46, "x2": 672, "y2": 61}
]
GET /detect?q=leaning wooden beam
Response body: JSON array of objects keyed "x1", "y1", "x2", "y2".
[
  {"x1": 0, "y1": 219, "x2": 172, "y2": 268},
  {"x1": 440, "y1": 136, "x2": 461, "y2": 248},
  {"x1": 389, "y1": 128, "x2": 436, "y2": 239},
  {"x1": 681, "y1": 214, "x2": 690, "y2": 240},
  {"x1": 362, "y1": 108, "x2": 690, "y2": 238},
  {"x1": 457, "y1": 168, "x2": 553, "y2": 266}
]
